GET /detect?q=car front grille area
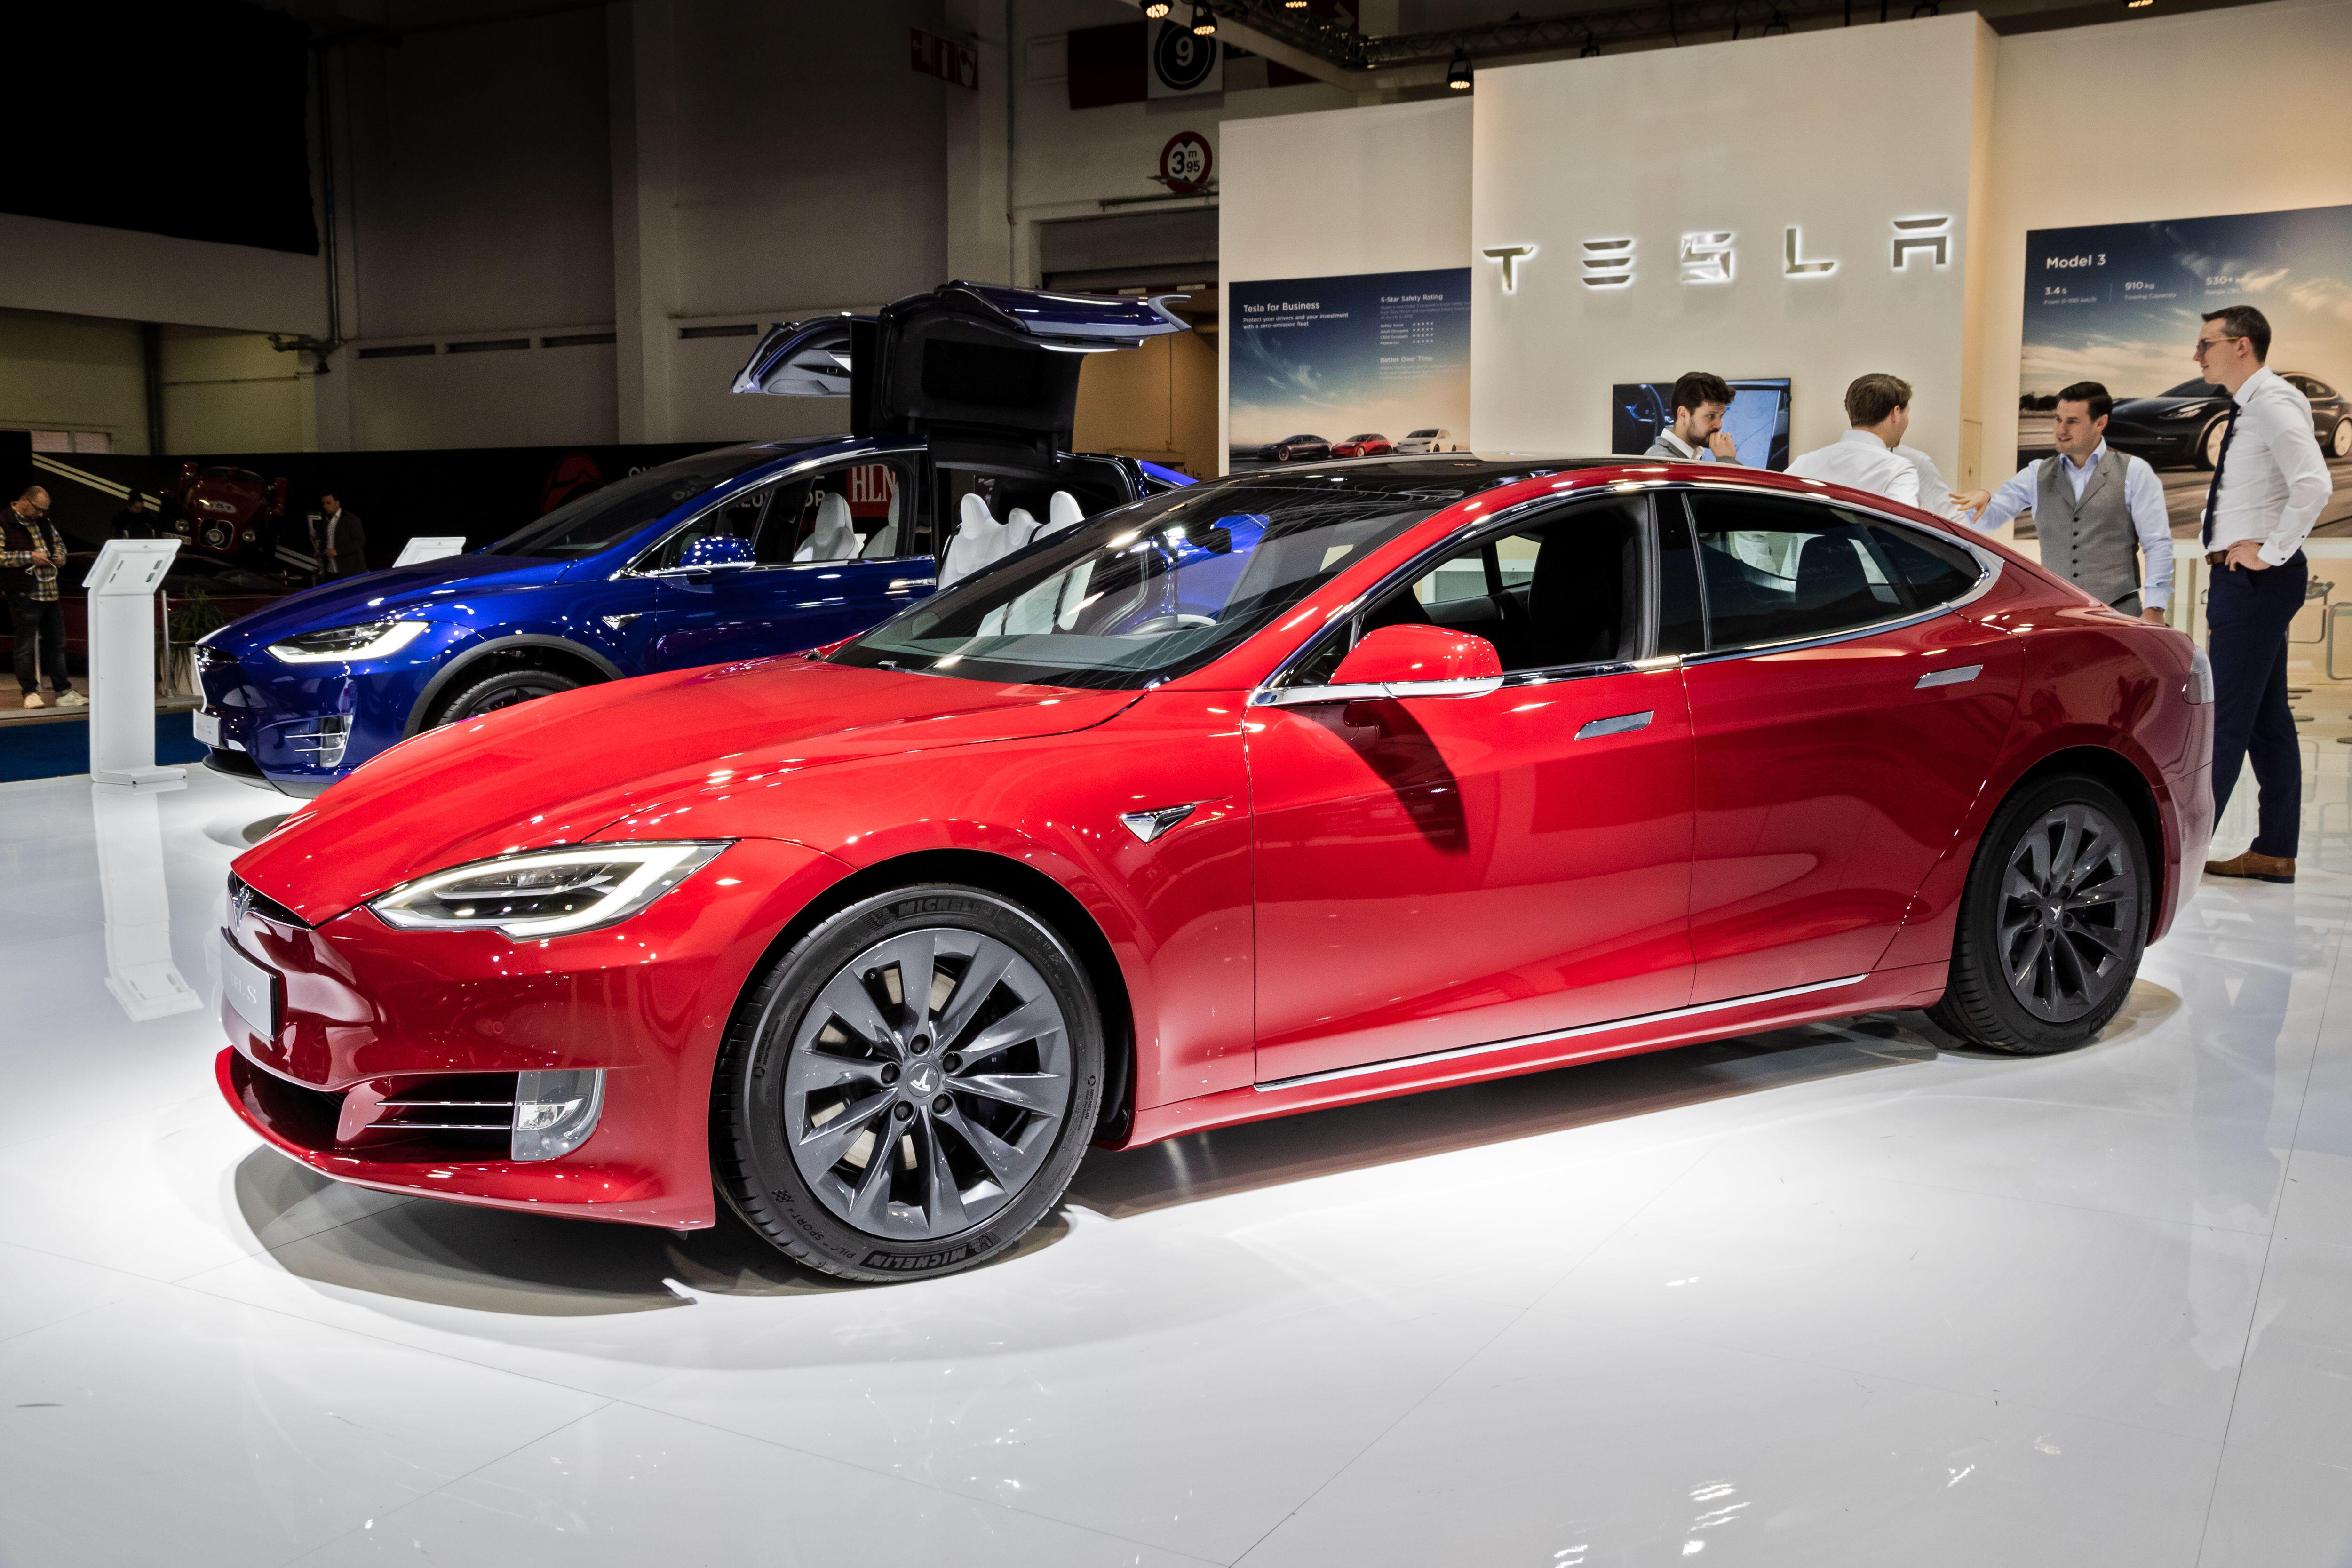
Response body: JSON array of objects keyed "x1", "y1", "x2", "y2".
[
  {"x1": 227, "y1": 873, "x2": 310, "y2": 929},
  {"x1": 284, "y1": 714, "x2": 351, "y2": 768},
  {"x1": 231, "y1": 1057, "x2": 520, "y2": 1160},
  {"x1": 227, "y1": 1052, "x2": 609, "y2": 1165}
]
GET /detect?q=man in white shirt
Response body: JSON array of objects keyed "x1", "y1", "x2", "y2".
[
  {"x1": 1895, "y1": 443, "x2": 1990, "y2": 526},
  {"x1": 2193, "y1": 305, "x2": 2333, "y2": 884},
  {"x1": 1784, "y1": 374, "x2": 1927, "y2": 510},
  {"x1": 1642, "y1": 371, "x2": 1741, "y2": 463},
  {"x1": 1975, "y1": 380, "x2": 2171, "y2": 623}
]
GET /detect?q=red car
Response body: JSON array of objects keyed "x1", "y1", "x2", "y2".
[
  {"x1": 217, "y1": 457, "x2": 2213, "y2": 1281},
  {"x1": 167, "y1": 462, "x2": 288, "y2": 561},
  {"x1": 1330, "y1": 432, "x2": 1393, "y2": 458}
]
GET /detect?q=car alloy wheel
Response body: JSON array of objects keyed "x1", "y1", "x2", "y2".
[
  {"x1": 713, "y1": 885, "x2": 1103, "y2": 1281},
  {"x1": 1930, "y1": 773, "x2": 2149, "y2": 1054},
  {"x1": 435, "y1": 666, "x2": 583, "y2": 725},
  {"x1": 1996, "y1": 801, "x2": 2141, "y2": 1024},
  {"x1": 2331, "y1": 417, "x2": 2352, "y2": 460},
  {"x1": 2200, "y1": 415, "x2": 2230, "y2": 470},
  {"x1": 784, "y1": 926, "x2": 1073, "y2": 1239}
]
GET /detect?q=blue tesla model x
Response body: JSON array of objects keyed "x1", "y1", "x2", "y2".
[{"x1": 193, "y1": 283, "x2": 1194, "y2": 796}]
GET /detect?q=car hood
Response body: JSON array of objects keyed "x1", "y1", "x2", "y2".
[
  {"x1": 232, "y1": 655, "x2": 1141, "y2": 922},
  {"x1": 2111, "y1": 395, "x2": 2219, "y2": 416},
  {"x1": 203, "y1": 554, "x2": 570, "y2": 656}
]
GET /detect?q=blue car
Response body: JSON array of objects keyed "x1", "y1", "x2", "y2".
[{"x1": 193, "y1": 283, "x2": 1194, "y2": 797}]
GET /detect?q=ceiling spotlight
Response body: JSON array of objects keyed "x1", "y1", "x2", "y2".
[
  {"x1": 1284, "y1": 0, "x2": 1309, "y2": 7},
  {"x1": 1446, "y1": 48, "x2": 1472, "y2": 89},
  {"x1": 1580, "y1": 34, "x2": 1602, "y2": 56},
  {"x1": 1191, "y1": 3, "x2": 1217, "y2": 36},
  {"x1": 1144, "y1": 0, "x2": 1171, "y2": 15}
]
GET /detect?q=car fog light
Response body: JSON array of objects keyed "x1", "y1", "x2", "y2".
[{"x1": 511, "y1": 1068, "x2": 604, "y2": 1161}]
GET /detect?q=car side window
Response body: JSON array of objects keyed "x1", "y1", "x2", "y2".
[
  {"x1": 768, "y1": 458, "x2": 919, "y2": 564},
  {"x1": 1679, "y1": 492, "x2": 1914, "y2": 651},
  {"x1": 641, "y1": 481, "x2": 776, "y2": 572},
  {"x1": 1306, "y1": 497, "x2": 1646, "y2": 679},
  {"x1": 1868, "y1": 522, "x2": 1982, "y2": 609}
]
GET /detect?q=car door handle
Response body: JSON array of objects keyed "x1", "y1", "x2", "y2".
[
  {"x1": 1576, "y1": 709, "x2": 1654, "y2": 740},
  {"x1": 1915, "y1": 664, "x2": 1983, "y2": 690}
]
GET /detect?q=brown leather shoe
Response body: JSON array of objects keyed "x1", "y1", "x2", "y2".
[{"x1": 2205, "y1": 850, "x2": 2296, "y2": 884}]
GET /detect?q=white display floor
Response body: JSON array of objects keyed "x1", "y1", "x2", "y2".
[{"x1": 2, "y1": 765, "x2": 2346, "y2": 1567}]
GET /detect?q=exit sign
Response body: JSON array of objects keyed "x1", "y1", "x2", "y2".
[{"x1": 911, "y1": 27, "x2": 978, "y2": 89}]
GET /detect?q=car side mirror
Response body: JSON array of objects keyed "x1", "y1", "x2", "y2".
[{"x1": 1257, "y1": 623, "x2": 1506, "y2": 707}]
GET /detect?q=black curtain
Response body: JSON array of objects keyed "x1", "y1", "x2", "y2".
[{"x1": 3, "y1": 0, "x2": 318, "y2": 255}]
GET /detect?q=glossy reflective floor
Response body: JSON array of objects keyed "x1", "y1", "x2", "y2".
[{"x1": 2, "y1": 765, "x2": 2347, "y2": 1568}]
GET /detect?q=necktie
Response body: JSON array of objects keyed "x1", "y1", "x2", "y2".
[{"x1": 2201, "y1": 401, "x2": 2241, "y2": 548}]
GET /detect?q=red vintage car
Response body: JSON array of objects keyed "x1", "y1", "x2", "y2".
[
  {"x1": 1330, "y1": 432, "x2": 1393, "y2": 457},
  {"x1": 216, "y1": 456, "x2": 2213, "y2": 1281},
  {"x1": 167, "y1": 462, "x2": 288, "y2": 561}
]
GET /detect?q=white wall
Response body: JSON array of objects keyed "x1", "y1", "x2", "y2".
[
  {"x1": 0, "y1": 216, "x2": 327, "y2": 343},
  {"x1": 1219, "y1": 96, "x2": 1474, "y2": 470},
  {"x1": 1470, "y1": 16, "x2": 1991, "y2": 479},
  {"x1": 1975, "y1": 0, "x2": 2352, "y2": 503}
]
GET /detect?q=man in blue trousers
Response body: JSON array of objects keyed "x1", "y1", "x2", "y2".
[{"x1": 2195, "y1": 305, "x2": 2333, "y2": 885}]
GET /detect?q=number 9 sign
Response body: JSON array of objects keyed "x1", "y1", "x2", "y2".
[{"x1": 1157, "y1": 131, "x2": 1213, "y2": 195}]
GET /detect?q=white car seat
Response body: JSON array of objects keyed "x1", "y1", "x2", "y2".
[
  {"x1": 1002, "y1": 506, "x2": 1042, "y2": 553},
  {"x1": 793, "y1": 493, "x2": 859, "y2": 562},
  {"x1": 939, "y1": 493, "x2": 1007, "y2": 588},
  {"x1": 1045, "y1": 490, "x2": 1084, "y2": 536},
  {"x1": 858, "y1": 485, "x2": 901, "y2": 558}
]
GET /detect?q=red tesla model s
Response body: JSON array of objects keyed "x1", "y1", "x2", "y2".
[{"x1": 217, "y1": 457, "x2": 2214, "y2": 1281}]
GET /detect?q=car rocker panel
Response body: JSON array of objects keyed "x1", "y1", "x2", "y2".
[{"x1": 217, "y1": 456, "x2": 2212, "y2": 1281}]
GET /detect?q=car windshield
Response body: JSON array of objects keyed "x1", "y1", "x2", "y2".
[
  {"x1": 484, "y1": 446, "x2": 789, "y2": 557},
  {"x1": 2160, "y1": 379, "x2": 2225, "y2": 398},
  {"x1": 833, "y1": 471, "x2": 1490, "y2": 690}
]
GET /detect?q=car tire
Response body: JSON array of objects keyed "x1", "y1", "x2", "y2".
[
  {"x1": 712, "y1": 884, "x2": 1104, "y2": 1282},
  {"x1": 2196, "y1": 415, "x2": 2231, "y2": 471},
  {"x1": 1928, "y1": 773, "x2": 2150, "y2": 1055},
  {"x1": 2330, "y1": 416, "x2": 2352, "y2": 461},
  {"x1": 429, "y1": 665, "x2": 583, "y2": 726}
]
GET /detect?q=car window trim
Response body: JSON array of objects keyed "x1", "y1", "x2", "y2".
[
  {"x1": 1252, "y1": 488, "x2": 1669, "y2": 704},
  {"x1": 1668, "y1": 481, "x2": 2003, "y2": 665},
  {"x1": 615, "y1": 446, "x2": 926, "y2": 578},
  {"x1": 1248, "y1": 480, "x2": 2003, "y2": 705}
]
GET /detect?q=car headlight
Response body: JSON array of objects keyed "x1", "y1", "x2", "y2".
[
  {"x1": 369, "y1": 842, "x2": 730, "y2": 939},
  {"x1": 266, "y1": 620, "x2": 430, "y2": 664},
  {"x1": 2163, "y1": 402, "x2": 2215, "y2": 421}
]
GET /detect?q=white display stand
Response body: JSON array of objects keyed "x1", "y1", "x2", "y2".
[
  {"x1": 393, "y1": 536, "x2": 468, "y2": 567},
  {"x1": 90, "y1": 778, "x2": 201, "y2": 1021},
  {"x1": 81, "y1": 539, "x2": 183, "y2": 786}
]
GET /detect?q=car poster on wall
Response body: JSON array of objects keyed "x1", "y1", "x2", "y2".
[
  {"x1": 1227, "y1": 267, "x2": 1472, "y2": 473},
  {"x1": 2018, "y1": 201, "x2": 2352, "y2": 539}
]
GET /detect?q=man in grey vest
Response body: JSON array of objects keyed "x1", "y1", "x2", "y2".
[{"x1": 1974, "y1": 381, "x2": 2171, "y2": 622}]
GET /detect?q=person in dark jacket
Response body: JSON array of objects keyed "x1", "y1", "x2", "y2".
[
  {"x1": 109, "y1": 493, "x2": 159, "y2": 539},
  {"x1": 311, "y1": 493, "x2": 368, "y2": 579},
  {"x1": 2, "y1": 486, "x2": 79, "y2": 709}
]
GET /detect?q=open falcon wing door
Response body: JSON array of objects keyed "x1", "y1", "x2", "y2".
[
  {"x1": 734, "y1": 282, "x2": 1191, "y2": 473},
  {"x1": 731, "y1": 314, "x2": 861, "y2": 398}
]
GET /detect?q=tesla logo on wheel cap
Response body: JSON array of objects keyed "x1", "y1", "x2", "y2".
[{"x1": 908, "y1": 1064, "x2": 938, "y2": 1095}]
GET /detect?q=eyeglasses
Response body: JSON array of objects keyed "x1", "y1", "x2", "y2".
[{"x1": 2191, "y1": 334, "x2": 2244, "y2": 359}]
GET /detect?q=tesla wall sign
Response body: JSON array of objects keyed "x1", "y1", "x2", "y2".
[{"x1": 1483, "y1": 217, "x2": 1952, "y2": 292}]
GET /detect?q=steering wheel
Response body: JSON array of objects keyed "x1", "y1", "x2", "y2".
[{"x1": 1128, "y1": 613, "x2": 1217, "y2": 635}]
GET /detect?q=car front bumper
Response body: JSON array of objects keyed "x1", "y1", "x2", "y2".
[
  {"x1": 194, "y1": 625, "x2": 474, "y2": 795},
  {"x1": 213, "y1": 837, "x2": 855, "y2": 1229}
]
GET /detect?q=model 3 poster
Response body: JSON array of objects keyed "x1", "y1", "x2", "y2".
[
  {"x1": 2018, "y1": 202, "x2": 2352, "y2": 538},
  {"x1": 1228, "y1": 268, "x2": 1471, "y2": 472}
]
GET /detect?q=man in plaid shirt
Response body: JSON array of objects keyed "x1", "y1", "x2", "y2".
[{"x1": 2, "y1": 486, "x2": 82, "y2": 710}]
